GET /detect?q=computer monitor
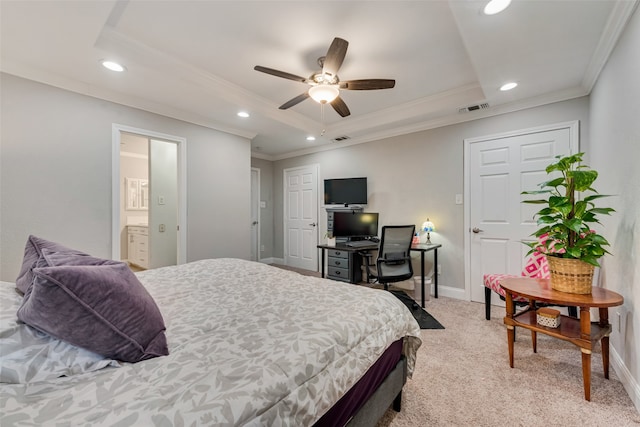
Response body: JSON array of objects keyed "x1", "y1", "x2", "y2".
[{"x1": 332, "y1": 212, "x2": 379, "y2": 239}]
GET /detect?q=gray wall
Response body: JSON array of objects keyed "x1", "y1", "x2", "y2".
[
  {"x1": 588, "y1": 5, "x2": 640, "y2": 408},
  {"x1": 271, "y1": 97, "x2": 590, "y2": 292},
  {"x1": 0, "y1": 73, "x2": 251, "y2": 281}
]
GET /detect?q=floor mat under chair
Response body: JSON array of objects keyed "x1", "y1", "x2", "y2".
[{"x1": 389, "y1": 290, "x2": 444, "y2": 329}]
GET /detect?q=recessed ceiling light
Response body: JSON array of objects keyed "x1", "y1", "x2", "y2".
[
  {"x1": 237, "y1": 111, "x2": 250, "y2": 118},
  {"x1": 500, "y1": 82, "x2": 518, "y2": 91},
  {"x1": 484, "y1": 0, "x2": 512, "y2": 15},
  {"x1": 101, "y1": 60, "x2": 125, "y2": 72},
  {"x1": 306, "y1": 136, "x2": 316, "y2": 141}
]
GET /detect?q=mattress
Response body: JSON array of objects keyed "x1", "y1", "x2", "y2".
[{"x1": 0, "y1": 258, "x2": 421, "y2": 426}]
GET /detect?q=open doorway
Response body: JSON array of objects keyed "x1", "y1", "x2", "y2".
[{"x1": 111, "y1": 124, "x2": 187, "y2": 268}]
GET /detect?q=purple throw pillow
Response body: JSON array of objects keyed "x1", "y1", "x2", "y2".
[
  {"x1": 17, "y1": 263, "x2": 169, "y2": 363},
  {"x1": 39, "y1": 248, "x2": 119, "y2": 268},
  {"x1": 15, "y1": 235, "x2": 89, "y2": 295}
]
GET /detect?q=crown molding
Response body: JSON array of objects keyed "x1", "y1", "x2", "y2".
[
  {"x1": 265, "y1": 85, "x2": 589, "y2": 161},
  {"x1": 1, "y1": 64, "x2": 257, "y2": 140},
  {"x1": 96, "y1": 26, "x2": 319, "y2": 133},
  {"x1": 324, "y1": 83, "x2": 484, "y2": 138},
  {"x1": 581, "y1": 0, "x2": 639, "y2": 92}
]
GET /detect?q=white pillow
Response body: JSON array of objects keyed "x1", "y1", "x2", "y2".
[{"x1": 0, "y1": 282, "x2": 119, "y2": 384}]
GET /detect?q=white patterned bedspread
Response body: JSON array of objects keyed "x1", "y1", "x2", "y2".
[{"x1": 1, "y1": 258, "x2": 421, "y2": 426}]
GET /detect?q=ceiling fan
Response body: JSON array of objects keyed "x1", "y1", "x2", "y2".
[{"x1": 254, "y1": 37, "x2": 395, "y2": 117}]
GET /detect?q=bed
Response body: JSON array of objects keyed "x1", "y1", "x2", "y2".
[{"x1": 1, "y1": 257, "x2": 421, "y2": 426}]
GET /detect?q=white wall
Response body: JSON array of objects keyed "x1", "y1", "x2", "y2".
[
  {"x1": 0, "y1": 73, "x2": 251, "y2": 281},
  {"x1": 272, "y1": 97, "x2": 590, "y2": 294},
  {"x1": 589, "y1": 5, "x2": 640, "y2": 410}
]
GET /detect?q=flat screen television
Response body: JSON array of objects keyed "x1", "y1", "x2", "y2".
[
  {"x1": 332, "y1": 212, "x2": 379, "y2": 238},
  {"x1": 324, "y1": 177, "x2": 367, "y2": 205}
]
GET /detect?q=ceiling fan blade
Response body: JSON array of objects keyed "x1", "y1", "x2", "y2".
[
  {"x1": 322, "y1": 37, "x2": 349, "y2": 77},
  {"x1": 254, "y1": 66, "x2": 308, "y2": 83},
  {"x1": 330, "y1": 96, "x2": 351, "y2": 117},
  {"x1": 339, "y1": 79, "x2": 396, "y2": 90},
  {"x1": 279, "y1": 92, "x2": 310, "y2": 110}
]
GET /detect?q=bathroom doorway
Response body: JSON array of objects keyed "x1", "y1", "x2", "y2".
[{"x1": 111, "y1": 124, "x2": 187, "y2": 268}]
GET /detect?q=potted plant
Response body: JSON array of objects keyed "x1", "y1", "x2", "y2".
[
  {"x1": 521, "y1": 152, "x2": 614, "y2": 294},
  {"x1": 325, "y1": 232, "x2": 336, "y2": 247}
]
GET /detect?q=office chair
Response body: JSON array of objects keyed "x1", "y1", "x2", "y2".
[{"x1": 362, "y1": 225, "x2": 415, "y2": 290}]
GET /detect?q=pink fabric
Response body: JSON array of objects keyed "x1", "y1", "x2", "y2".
[{"x1": 483, "y1": 250, "x2": 550, "y2": 301}]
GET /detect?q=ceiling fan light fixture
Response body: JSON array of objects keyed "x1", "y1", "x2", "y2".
[{"x1": 309, "y1": 84, "x2": 339, "y2": 104}]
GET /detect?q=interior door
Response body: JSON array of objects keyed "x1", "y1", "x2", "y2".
[
  {"x1": 466, "y1": 122, "x2": 578, "y2": 304},
  {"x1": 250, "y1": 168, "x2": 260, "y2": 262},
  {"x1": 149, "y1": 138, "x2": 178, "y2": 269},
  {"x1": 284, "y1": 165, "x2": 318, "y2": 271}
]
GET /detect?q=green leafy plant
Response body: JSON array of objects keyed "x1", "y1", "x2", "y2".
[{"x1": 521, "y1": 152, "x2": 614, "y2": 267}]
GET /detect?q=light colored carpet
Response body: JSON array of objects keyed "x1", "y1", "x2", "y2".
[
  {"x1": 269, "y1": 264, "x2": 639, "y2": 425},
  {"x1": 377, "y1": 296, "x2": 640, "y2": 426}
]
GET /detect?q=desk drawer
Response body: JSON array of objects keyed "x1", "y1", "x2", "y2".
[
  {"x1": 328, "y1": 257, "x2": 349, "y2": 268},
  {"x1": 327, "y1": 249, "x2": 348, "y2": 259},
  {"x1": 328, "y1": 266, "x2": 350, "y2": 282}
]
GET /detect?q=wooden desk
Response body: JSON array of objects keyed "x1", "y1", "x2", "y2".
[
  {"x1": 501, "y1": 277, "x2": 623, "y2": 401},
  {"x1": 317, "y1": 242, "x2": 442, "y2": 307}
]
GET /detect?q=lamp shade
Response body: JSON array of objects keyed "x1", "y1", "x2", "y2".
[
  {"x1": 309, "y1": 84, "x2": 339, "y2": 104},
  {"x1": 421, "y1": 219, "x2": 435, "y2": 232}
]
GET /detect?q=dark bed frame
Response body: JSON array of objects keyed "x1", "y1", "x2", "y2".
[
  {"x1": 347, "y1": 355, "x2": 407, "y2": 426},
  {"x1": 314, "y1": 339, "x2": 407, "y2": 427}
]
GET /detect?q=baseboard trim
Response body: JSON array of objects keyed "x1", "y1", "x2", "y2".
[
  {"x1": 435, "y1": 285, "x2": 467, "y2": 300},
  {"x1": 611, "y1": 346, "x2": 640, "y2": 413},
  {"x1": 260, "y1": 257, "x2": 284, "y2": 265}
]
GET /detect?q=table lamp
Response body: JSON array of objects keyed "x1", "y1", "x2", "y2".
[{"x1": 421, "y1": 218, "x2": 435, "y2": 244}]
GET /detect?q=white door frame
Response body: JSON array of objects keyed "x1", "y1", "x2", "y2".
[
  {"x1": 251, "y1": 167, "x2": 261, "y2": 262},
  {"x1": 463, "y1": 120, "x2": 579, "y2": 301},
  {"x1": 112, "y1": 124, "x2": 187, "y2": 264}
]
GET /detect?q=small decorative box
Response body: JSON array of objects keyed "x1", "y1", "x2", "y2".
[{"x1": 537, "y1": 308, "x2": 561, "y2": 328}]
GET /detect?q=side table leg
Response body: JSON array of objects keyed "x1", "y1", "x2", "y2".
[
  {"x1": 433, "y1": 248, "x2": 438, "y2": 298},
  {"x1": 507, "y1": 326, "x2": 515, "y2": 367},
  {"x1": 505, "y1": 293, "x2": 515, "y2": 368},
  {"x1": 580, "y1": 306, "x2": 592, "y2": 401},
  {"x1": 599, "y1": 307, "x2": 611, "y2": 379},
  {"x1": 602, "y1": 335, "x2": 610, "y2": 379},
  {"x1": 421, "y1": 251, "x2": 426, "y2": 308},
  {"x1": 531, "y1": 331, "x2": 537, "y2": 353},
  {"x1": 581, "y1": 349, "x2": 592, "y2": 401}
]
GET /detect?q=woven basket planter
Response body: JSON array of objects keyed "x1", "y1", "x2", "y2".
[{"x1": 546, "y1": 256, "x2": 595, "y2": 294}]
